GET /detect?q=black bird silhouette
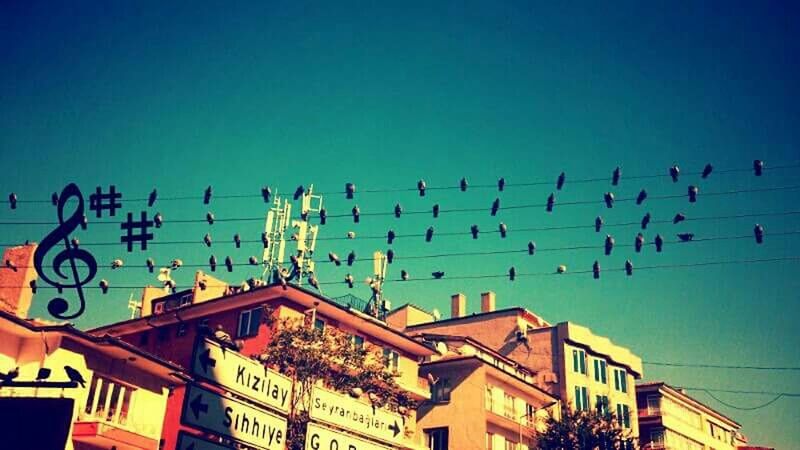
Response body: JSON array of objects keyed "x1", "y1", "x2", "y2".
[
  {"x1": 471, "y1": 225, "x2": 479, "y2": 239},
  {"x1": 499, "y1": 223, "x2": 508, "y2": 238},
  {"x1": 233, "y1": 234, "x2": 241, "y2": 248},
  {"x1": 604, "y1": 235, "x2": 615, "y2": 256},
  {"x1": 248, "y1": 256, "x2": 259, "y2": 265},
  {"x1": 352, "y1": 205, "x2": 360, "y2": 223},
  {"x1": 612, "y1": 166, "x2": 621, "y2": 186},
  {"x1": 508, "y1": 266, "x2": 516, "y2": 281},
  {"x1": 460, "y1": 177, "x2": 468, "y2": 192},
  {"x1": 491, "y1": 198, "x2": 500, "y2": 216},
  {"x1": 64, "y1": 366, "x2": 86, "y2": 387},
  {"x1": 5, "y1": 259, "x2": 17, "y2": 272},
  {"x1": 753, "y1": 159, "x2": 764, "y2": 176},
  {"x1": 347, "y1": 251, "x2": 356, "y2": 266},
  {"x1": 604, "y1": 192, "x2": 615, "y2": 208},
  {"x1": 417, "y1": 180, "x2": 427, "y2": 196},
  {"x1": 401, "y1": 270, "x2": 409, "y2": 281},
  {"x1": 153, "y1": 212, "x2": 163, "y2": 228},
  {"x1": 673, "y1": 213, "x2": 686, "y2": 224},
  {"x1": 654, "y1": 234, "x2": 664, "y2": 252},
  {"x1": 528, "y1": 241, "x2": 536, "y2": 255},
  {"x1": 0, "y1": 367, "x2": 19, "y2": 384},
  {"x1": 345, "y1": 182, "x2": 356, "y2": 199},
  {"x1": 636, "y1": 189, "x2": 647, "y2": 205},
  {"x1": 498, "y1": 178, "x2": 505, "y2": 191},
  {"x1": 669, "y1": 165, "x2": 680, "y2": 182},
  {"x1": 206, "y1": 212, "x2": 215, "y2": 225},
  {"x1": 593, "y1": 260, "x2": 601, "y2": 279},
  {"x1": 635, "y1": 233, "x2": 644, "y2": 253},
  {"x1": 641, "y1": 213, "x2": 651, "y2": 230},
  {"x1": 36, "y1": 368, "x2": 51, "y2": 381},
  {"x1": 29, "y1": 279, "x2": 37, "y2": 294},
  {"x1": 386, "y1": 249, "x2": 395, "y2": 264},
  {"x1": 308, "y1": 275, "x2": 320, "y2": 290},
  {"x1": 99, "y1": 279, "x2": 109, "y2": 294},
  {"x1": 754, "y1": 224, "x2": 764, "y2": 244},
  {"x1": 432, "y1": 204, "x2": 440, "y2": 218},
  {"x1": 677, "y1": 233, "x2": 694, "y2": 242},
  {"x1": 546, "y1": 193, "x2": 555, "y2": 212},
  {"x1": 425, "y1": 227, "x2": 434, "y2": 242},
  {"x1": 7, "y1": 192, "x2": 16, "y2": 209},
  {"x1": 209, "y1": 255, "x2": 217, "y2": 271},
  {"x1": 71, "y1": 238, "x2": 80, "y2": 249},
  {"x1": 225, "y1": 256, "x2": 233, "y2": 272},
  {"x1": 556, "y1": 172, "x2": 566, "y2": 190},
  {"x1": 319, "y1": 208, "x2": 327, "y2": 225},
  {"x1": 595, "y1": 216, "x2": 604, "y2": 233},
  {"x1": 293, "y1": 185, "x2": 305, "y2": 200},
  {"x1": 203, "y1": 233, "x2": 212, "y2": 247},
  {"x1": 148, "y1": 189, "x2": 158, "y2": 207},
  {"x1": 261, "y1": 232, "x2": 269, "y2": 248},
  {"x1": 625, "y1": 260, "x2": 634, "y2": 276},
  {"x1": 344, "y1": 274, "x2": 354, "y2": 288},
  {"x1": 204, "y1": 186, "x2": 212, "y2": 204},
  {"x1": 432, "y1": 271, "x2": 445, "y2": 279},
  {"x1": 702, "y1": 164, "x2": 713, "y2": 179},
  {"x1": 688, "y1": 186, "x2": 698, "y2": 203},
  {"x1": 394, "y1": 204, "x2": 402, "y2": 218},
  {"x1": 51, "y1": 192, "x2": 59, "y2": 206},
  {"x1": 328, "y1": 253, "x2": 341, "y2": 266},
  {"x1": 387, "y1": 230, "x2": 396, "y2": 244},
  {"x1": 261, "y1": 186, "x2": 272, "y2": 203}
]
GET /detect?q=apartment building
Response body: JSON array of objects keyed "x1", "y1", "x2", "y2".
[
  {"x1": 637, "y1": 381, "x2": 747, "y2": 450},
  {"x1": 388, "y1": 291, "x2": 643, "y2": 439},
  {"x1": 412, "y1": 333, "x2": 559, "y2": 450}
]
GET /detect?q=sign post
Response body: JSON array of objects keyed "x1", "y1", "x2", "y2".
[
  {"x1": 305, "y1": 423, "x2": 393, "y2": 450},
  {"x1": 176, "y1": 432, "x2": 235, "y2": 450},
  {"x1": 309, "y1": 386, "x2": 407, "y2": 446},
  {"x1": 191, "y1": 338, "x2": 293, "y2": 414},
  {"x1": 181, "y1": 384, "x2": 288, "y2": 450}
]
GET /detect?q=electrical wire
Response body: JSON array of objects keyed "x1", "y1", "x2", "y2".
[
  {"x1": 699, "y1": 391, "x2": 785, "y2": 411},
  {"x1": 644, "y1": 361, "x2": 800, "y2": 371},
  {"x1": 675, "y1": 386, "x2": 800, "y2": 397}
]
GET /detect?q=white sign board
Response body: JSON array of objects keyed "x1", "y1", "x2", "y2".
[
  {"x1": 309, "y1": 386, "x2": 406, "y2": 446},
  {"x1": 192, "y1": 338, "x2": 293, "y2": 414},
  {"x1": 177, "y1": 432, "x2": 234, "y2": 450},
  {"x1": 305, "y1": 423, "x2": 393, "y2": 450},
  {"x1": 181, "y1": 384, "x2": 287, "y2": 450}
]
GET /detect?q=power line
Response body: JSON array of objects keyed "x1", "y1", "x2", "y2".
[
  {"x1": 2, "y1": 184, "x2": 800, "y2": 226},
  {"x1": 644, "y1": 361, "x2": 800, "y2": 371},
  {"x1": 676, "y1": 386, "x2": 800, "y2": 397},
  {"x1": 700, "y1": 391, "x2": 785, "y2": 411}
]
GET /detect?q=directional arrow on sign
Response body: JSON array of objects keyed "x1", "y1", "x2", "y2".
[
  {"x1": 389, "y1": 420, "x2": 401, "y2": 437},
  {"x1": 190, "y1": 393, "x2": 209, "y2": 420},
  {"x1": 198, "y1": 349, "x2": 216, "y2": 373}
]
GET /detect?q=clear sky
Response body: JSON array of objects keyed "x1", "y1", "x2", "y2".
[{"x1": 1, "y1": 1, "x2": 799, "y2": 447}]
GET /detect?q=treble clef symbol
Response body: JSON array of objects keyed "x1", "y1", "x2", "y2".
[{"x1": 33, "y1": 183, "x2": 98, "y2": 320}]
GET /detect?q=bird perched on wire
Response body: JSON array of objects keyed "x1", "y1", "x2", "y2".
[
  {"x1": 417, "y1": 180, "x2": 427, "y2": 196},
  {"x1": 71, "y1": 238, "x2": 80, "y2": 249},
  {"x1": 593, "y1": 261, "x2": 601, "y2": 279},
  {"x1": 203, "y1": 186, "x2": 212, "y2": 204},
  {"x1": 528, "y1": 241, "x2": 536, "y2": 255},
  {"x1": 594, "y1": 216, "x2": 604, "y2": 233},
  {"x1": 345, "y1": 182, "x2": 356, "y2": 199},
  {"x1": 688, "y1": 185, "x2": 698, "y2": 203},
  {"x1": 641, "y1": 213, "x2": 651, "y2": 230},
  {"x1": 261, "y1": 186, "x2": 272, "y2": 203},
  {"x1": 328, "y1": 252, "x2": 341, "y2": 266},
  {"x1": 352, "y1": 205, "x2": 360, "y2": 223},
  {"x1": 491, "y1": 198, "x2": 500, "y2": 216},
  {"x1": 625, "y1": 260, "x2": 634, "y2": 276},
  {"x1": 425, "y1": 226, "x2": 434, "y2": 242},
  {"x1": 508, "y1": 266, "x2": 516, "y2": 281},
  {"x1": 471, "y1": 225, "x2": 479, "y2": 239},
  {"x1": 432, "y1": 271, "x2": 445, "y2": 279},
  {"x1": 669, "y1": 165, "x2": 680, "y2": 182},
  {"x1": 347, "y1": 251, "x2": 356, "y2": 266},
  {"x1": 673, "y1": 213, "x2": 686, "y2": 224},
  {"x1": 387, "y1": 230, "x2": 396, "y2": 244},
  {"x1": 394, "y1": 204, "x2": 402, "y2": 218},
  {"x1": 64, "y1": 366, "x2": 86, "y2": 387},
  {"x1": 635, "y1": 233, "x2": 644, "y2": 253},
  {"x1": 604, "y1": 192, "x2": 615, "y2": 208},
  {"x1": 171, "y1": 259, "x2": 183, "y2": 269},
  {"x1": 206, "y1": 212, "x2": 215, "y2": 225},
  {"x1": 261, "y1": 232, "x2": 269, "y2": 248},
  {"x1": 99, "y1": 279, "x2": 109, "y2": 294},
  {"x1": 386, "y1": 249, "x2": 394, "y2": 264},
  {"x1": 677, "y1": 233, "x2": 695, "y2": 242},
  {"x1": 636, "y1": 189, "x2": 647, "y2": 205},
  {"x1": 153, "y1": 212, "x2": 163, "y2": 228},
  {"x1": 654, "y1": 234, "x2": 664, "y2": 252},
  {"x1": 293, "y1": 185, "x2": 305, "y2": 200},
  {"x1": 225, "y1": 256, "x2": 233, "y2": 272},
  {"x1": 499, "y1": 223, "x2": 508, "y2": 238},
  {"x1": 612, "y1": 166, "x2": 621, "y2": 186},
  {"x1": 753, "y1": 159, "x2": 764, "y2": 176},
  {"x1": 0, "y1": 367, "x2": 19, "y2": 384},
  {"x1": 546, "y1": 193, "x2": 555, "y2": 212},
  {"x1": 213, "y1": 325, "x2": 237, "y2": 350},
  {"x1": 344, "y1": 274, "x2": 354, "y2": 288},
  {"x1": 556, "y1": 172, "x2": 566, "y2": 190},
  {"x1": 400, "y1": 270, "x2": 409, "y2": 281},
  {"x1": 702, "y1": 163, "x2": 713, "y2": 179},
  {"x1": 498, "y1": 178, "x2": 506, "y2": 191},
  {"x1": 204, "y1": 233, "x2": 212, "y2": 247},
  {"x1": 432, "y1": 204, "x2": 440, "y2": 218},
  {"x1": 30, "y1": 279, "x2": 37, "y2": 293},
  {"x1": 460, "y1": 177, "x2": 468, "y2": 192},
  {"x1": 346, "y1": 231, "x2": 356, "y2": 239},
  {"x1": 319, "y1": 208, "x2": 327, "y2": 225},
  {"x1": 233, "y1": 234, "x2": 241, "y2": 248},
  {"x1": 754, "y1": 224, "x2": 764, "y2": 244},
  {"x1": 5, "y1": 259, "x2": 17, "y2": 272},
  {"x1": 604, "y1": 235, "x2": 615, "y2": 256},
  {"x1": 148, "y1": 188, "x2": 158, "y2": 207},
  {"x1": 51, "y1": 192, "x2": 59, "y2": 206},
  {"x1": 35, "y1": 368, "x2": 51, "y2": 382},
  {"x1": 111, "y1": 259, "x2": 124, "y2": 269},
  {"x1": 248, "y1": 256, "x2": 259, "y2": 265},
  {"x1": 308, "y1": 275, "x2": 320, "y2": 291},
  {"x1": 556, "y1": 265, "x2": 567, "y2": 274},
  {"x1": 209, "y1": 255, "x2": 217, "y2": 271}
]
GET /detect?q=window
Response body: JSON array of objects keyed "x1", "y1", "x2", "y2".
[
  {"x1": 426, "y1": 427, "x2": 449, "y2": 450},
  {"x1": 504, "y1": 392, "x2": 515, "y2": 418},
  {"x1": 593, "y1": 359, "x2": 607, "y2": 383},
  {"x1": 574, "y1": 386, "x2": 589, "y2": 411},
  {"x1": 525, "y1": 403, "x2": 536, "y2": 427},
  {"x1": 485, "y1": 385, "x2": 494, "y2": 412},
  {"x1": 350, "y1": 334, "x2": 364, "y2": 349},
  {"x1": 616, "y1": 404, "x2": 630, "y2": 428},
  {"x1": 613, "y1": 369, "x2": 628, "y2": 393},
  {"x1": 572, "y1": 349, "x2": 586, "y2": 374},
  {"x1": 504, "y1": 440, "x2": 515, "y2": 450},
  {"x1": 486, "y1": 432, "x2": 494, "y2": 450},
  {"x1": 313, "y1": 318, "x2": 325, "y2": 332},
  {"x1": 595, "y1": 395, "x2": 610, "y2": 417},
  {"x1": 647, "y1": 395, "x2": 660, "y2": 415},
  {"x1": 237, "y1": 307, "x2": 262, "y2": 338},
  {"x1": 650, "y1": 430, "x2": 665, "y2": 449},
  {"x1": 383, "y1": 348, "x2": 399, "y2": 371},
  {"x1": 431, "y1": 378, "x2": 451, "y2": 403}
]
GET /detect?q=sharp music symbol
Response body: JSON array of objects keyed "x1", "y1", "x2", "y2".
[
  {"x1": 120, "y1": 211, "x2": 154, "y2": 252},
  {"x1": 88, "y1": 185, "x2": 122, "y2": 218}
]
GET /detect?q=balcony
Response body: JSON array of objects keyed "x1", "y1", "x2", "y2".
[{"x1": 72, "y1": 421, "x2": 159, "y2": 450}]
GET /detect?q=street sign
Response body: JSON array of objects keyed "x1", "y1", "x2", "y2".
[
  {"x1": 191, "y1": 338, "x2": 293, "y2": 414},
  {"x1": 305, "y1": 423, "x2": 393, "y2": 450},
  {"x1": 177, "y1": 432, "x2": 234, "y2": 450},
  {"x1": 309, "y1": 385, "x2": 406, "y2": 446},
  {"x1": 181, "y1": 384, "x2": 287, "y2": 450}
]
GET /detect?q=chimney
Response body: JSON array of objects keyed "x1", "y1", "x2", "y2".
[
  {"x1": 481, "y1": 291, "x2": 496, "y2": 313},
  {"x1": 451, "y1": 293, "x2": 466, "y2": 318},
  {"x1": 0, "y1": 244, "x2": 39, "y2": 318}
]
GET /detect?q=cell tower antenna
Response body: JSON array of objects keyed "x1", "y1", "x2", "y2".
[{"x1": 367, "y1": 250, "x2": 388, "y2": 317}]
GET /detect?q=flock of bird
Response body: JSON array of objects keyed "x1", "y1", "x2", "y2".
[{"x1": 0, "y1": 365, "x2": 86, "y2": 387}]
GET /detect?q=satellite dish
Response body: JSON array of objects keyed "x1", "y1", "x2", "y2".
[{"x1": 431, "y1": 308, "x2": 442, "y2": 321}]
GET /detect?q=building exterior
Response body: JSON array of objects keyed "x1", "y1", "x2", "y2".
[
  {"x1": 636, "y1": 381, "x2": 748, "y2": 450},
  {"x1": 388, "y1": 292, "x2": 643, "y2": 440},
  {"x1": 90, "y1": 274, "x2": 435, "y2": 450},
  {"x1": 0, "y1": 309, "x2": 185, "y2": 450},
  {"x1": 412, "y1": 333, "x2": 559, "y2": 450}
]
